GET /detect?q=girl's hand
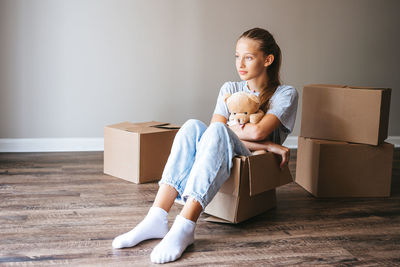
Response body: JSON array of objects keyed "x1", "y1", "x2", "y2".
[
  {"x1": 229, "y1": 123, "x2": 245, "y2": 135},
  {"x1": 264, "y1": 142, "x2": 290, "y2": 169}
]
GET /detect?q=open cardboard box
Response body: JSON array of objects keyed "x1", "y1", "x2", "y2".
[
  {"x1": 104, "y1": 121, "x2": 180, "y2": 184},
  {"x1": 295, "y1": 136, "x2": 394, "y2": 197},
  {"x1": 204, "y1": 152, "x2": 293, "y2": 223},
  {"x1": 300, "y1": 84, "x2": 391, "y2": 145}
]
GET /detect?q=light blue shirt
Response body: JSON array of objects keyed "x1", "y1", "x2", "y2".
[{"x1": 213, "y1": 81, "x2": 299, "y2": 145}]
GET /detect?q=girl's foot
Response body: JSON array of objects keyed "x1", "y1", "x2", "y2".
[
  {"x1": 150, "y1": 215, "x2": 195, "y2": 264},
  {"x1": 112, "y1": 206, "x2": 168, "y2": 249}
]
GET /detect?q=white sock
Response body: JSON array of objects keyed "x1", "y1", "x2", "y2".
[
  {"x1": 112, "y1": 206, "x2": 168, "y2": 249},
  {"x1": 150, "y1": 215, "x2": 196, "y2": 264}
]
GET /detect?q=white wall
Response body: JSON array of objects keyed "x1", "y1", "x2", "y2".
[{"x1": 0, "y1": 0, "x2": 399, "y2": 140}]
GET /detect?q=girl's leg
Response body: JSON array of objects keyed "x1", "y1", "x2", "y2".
[
  {"x1": 153, "y1": 184, "x2": 178, "y2": 212},
  {"x1": 181, "y1": 122, "x2": 252, "y2": 209},
  {"x1": 157, "y1": 119, "x2": 208, "y2": 200},
  {"x1": 151, "y1": 122, "x2": 251, "y2": 263},
  {"x1": 112, "y1": 119, "x2": 207, "y2": 249},
  {"x1": 180, "y1": 198, "x2": 203, "y2": 222}
]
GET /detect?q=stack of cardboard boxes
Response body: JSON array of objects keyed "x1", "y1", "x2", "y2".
[
  {"x1": 104, "y1": 121, "x2": 294, "y2": 224},
  {"x1": 295, "y1": 84, "x2": 394, "y2": 197}
]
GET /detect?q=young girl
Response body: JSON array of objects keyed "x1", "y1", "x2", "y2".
[{"x1": 112, "y1": 27, "x2": 298, "y2": 264}]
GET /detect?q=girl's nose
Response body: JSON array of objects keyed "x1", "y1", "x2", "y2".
[{"x1": 240, "y1": 59, "x2": 245, "y2": 68}]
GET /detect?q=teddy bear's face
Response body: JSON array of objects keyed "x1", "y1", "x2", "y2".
[{"x1": 224, "y1": 92, "x2": 260, "y2": 125}]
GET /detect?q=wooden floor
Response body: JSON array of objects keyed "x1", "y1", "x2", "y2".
[{"x1": 0, "y1": 149, "x2": 399, "y2": 266}]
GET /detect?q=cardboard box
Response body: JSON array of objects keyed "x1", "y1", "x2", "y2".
[
  {"x1": 204, "y1": 152, "x2": 293, "y2": 223},
  {"x1": 300, "y1": 84, "x2": 391, "y2": 145},
  {"x1": 295, "y1": 136, "x2": 394, "y2": 197},
  {"x1": 104, "y1": 121, "x2": 179, "y2": 183}
]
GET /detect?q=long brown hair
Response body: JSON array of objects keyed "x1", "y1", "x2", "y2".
[{"x1": 239, "y1": 28, "x2": 282, "y2": 111}]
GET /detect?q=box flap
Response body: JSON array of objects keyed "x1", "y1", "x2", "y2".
[
  {"x1": 247, "y1": 152, "x2": 293, "y2": 196},
  {"x1": 305, "y1": 84, "x2": 344, "y2": 89},
  {"x1": 346, "y1": 86, "x2": 390, "y2": 91},
  {"x1": 305, "y1": 84, "x2": 390, "y2": 91},
  {"x1": 105, "y1": 121, "x2": 135, "y2": 130},
  {"x1": 204, "y1": 215, "x2": 233, "y2": 224},
  {"x1": 106, "y1": 121, "x2": 180, "y2": 134},
  {"x1": 217, "y1": 157, "x2": 242, "y2": 196},
  {"x1": 204, "y1": 191, "x2": 239, "y2": 223},
  {"x1": 152, "y1": 124, "x2": 181, "y2": 130},
  {"x1": 125, "y1": 122, "x2": 171, "y2": 134},
  {"x1": 106, "y1": 121, "x2": 166, "y2": 131}
]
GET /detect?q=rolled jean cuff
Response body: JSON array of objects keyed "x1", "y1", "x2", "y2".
[
  {"x1": 181, "y1": 191, "x2": 207, "y2": 210},
  {"x1": 158, "y1": 179, "x2": 184, "y2": 197}
]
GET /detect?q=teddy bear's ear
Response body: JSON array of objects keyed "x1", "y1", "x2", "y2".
[
  {"x1": 248, "y1": 94, "x2": 260, "y2": 104},
  {"x1": 223, "y1": 93, "x2": 232, "y2": 103}
]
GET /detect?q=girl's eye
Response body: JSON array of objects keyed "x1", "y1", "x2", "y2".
[
  {"x1": 246, "y1": 56, "x2": 252, "y2": 60},
  {"x1": 244, "y1": 112, "x2": 248, "y2": 115},
  {"x1": 233, "y1": 112, "x2": 236, "y2": 115}
]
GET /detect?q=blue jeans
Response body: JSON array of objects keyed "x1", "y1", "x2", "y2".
[{"x1": 159, "y1": 119, "x2": 252, "y2": 209}]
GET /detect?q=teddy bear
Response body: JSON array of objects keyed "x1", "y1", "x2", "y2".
[
  {"x1": 224, "y1": 91, "x2": 266, "y2": 155},
  {"x1": 224, "y1": 91, "x2": 265, "y2": 126}
]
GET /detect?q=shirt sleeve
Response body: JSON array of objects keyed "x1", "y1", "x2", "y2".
[
  {"x1": 266, "y1": 86, "x2": 299, "y2": 133},
  {"x1": 213, "y1": 82, "x2": 230, "y2": 119}
]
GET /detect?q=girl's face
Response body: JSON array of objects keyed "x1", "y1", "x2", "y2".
[{"x1": 235, "y1": 37, "x2": 270, "y2": 81}]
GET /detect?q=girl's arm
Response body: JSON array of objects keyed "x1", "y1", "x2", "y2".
[
  {"x1": 230, "y1": 113, "x2": 281, "y2": 141},
  {"x1": 241, "y1": 139, "x2": 291, "y2": 169},
  {"x1": 210, "y1": 113, "x2": 280, "y2": 142},
  {"x1": 210, "y1": 113, "x2": 290, "y2": 168},
  {"x1": 210, "y1": 114, "x2": 227, "y2": 124}
]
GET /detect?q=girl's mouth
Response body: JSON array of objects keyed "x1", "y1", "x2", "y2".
[{"x1": 239, "y1": 71, "x2": 248, "y2": 75}]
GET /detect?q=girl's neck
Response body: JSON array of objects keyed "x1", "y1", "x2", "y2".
[{"x1": 246, "y1": 74, "x2": 269, "y2": 93}]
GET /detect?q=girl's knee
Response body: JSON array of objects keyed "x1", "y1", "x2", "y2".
[
  {"x1": 177, "y1": 119, "x2": 207, "y2": 138},
  {"x1": 182, "y1": 119, "x2": 207, "y2": 130},
  {"x1": 205, "y1": 122, "x2": 229, "y2": 140},
  {"x1": 207, "y1": 121, "x2": 227, "y2": 133}
]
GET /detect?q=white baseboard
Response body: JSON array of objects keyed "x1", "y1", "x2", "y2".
[
  {"x1": 0, "y1": 136, "x2": 399, "y2": 153},
  {"x1": 282, "y1": 136, "x2": 298, "y2": 149},
  {"x1": 388, "y1": 136, "x2": 400, "y2": 147},
  {"x1": 0, "y1": 138, "x2": 104, "y2": 152}
]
